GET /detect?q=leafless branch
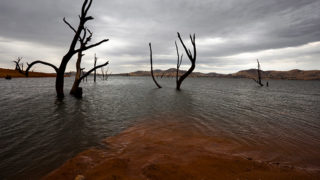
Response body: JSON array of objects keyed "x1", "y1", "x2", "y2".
[
  {"x1": 25, "y1": 60, "x2": 58, "y2": 77},
  {"x1": 75, "y1": 39, "x2": 109, "y2": 53},
  {"x1": 79, "y1": 61, "x2": 109, "y2": 82},
  {"x1": 63, "y1": 18, "x2": 77, "y2": 34}
]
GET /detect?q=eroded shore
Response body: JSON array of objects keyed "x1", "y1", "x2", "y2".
[{"x1": 43, "y1": 121, "x2": 319, "y2": 180}]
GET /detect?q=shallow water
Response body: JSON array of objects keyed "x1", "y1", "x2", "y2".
[{"x1": 0, "y1": 76, "x2": 320, "y2": 179}]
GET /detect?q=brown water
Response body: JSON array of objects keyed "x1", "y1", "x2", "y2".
[{"x1": 0, "y1": 76, "x2": 320, "y2": 179}]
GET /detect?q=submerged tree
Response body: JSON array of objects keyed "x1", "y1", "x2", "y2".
[
  {"x1": 176, "y1": 32, "x2": 196, "y2": 90},
  {"x1": 25, "y1": 0, "x2": 108, "y2": 98},
  {"x1": 13, "y1": 57, "x2": 24, "y2": 74},
  {"x1": 69, "y1": 28, "x2": 109, "y2": 97},
  {"x1": 253, "y1": 59, "x2": 264, "y2": 86},
  {"x1": 149, "y1": 43, "x2": 162, "y2": 88}
]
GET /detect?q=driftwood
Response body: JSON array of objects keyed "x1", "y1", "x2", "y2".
[
  {"x1": 176, "y1": 32, "x2": 196, "y2": 90},
  {"x1": 149, "y1": 43, "x2": 162, "y2": 88}
]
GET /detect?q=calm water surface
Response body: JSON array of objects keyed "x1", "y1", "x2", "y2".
[{"x1": 0, "y1": 76, "x2": 320, "y2": 179}]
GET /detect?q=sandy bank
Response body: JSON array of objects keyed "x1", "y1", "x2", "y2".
[
  {"x1": 0, "y1": 68, "x2": 56, "y2": 78},
  {"x1": 43, "y1": 121, "x2": 319, "y2": 180}
]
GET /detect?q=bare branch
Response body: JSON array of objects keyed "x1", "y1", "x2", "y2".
[
  {"x1": 25, "y1": 60, "x2": 58, "y2": 77},
  {"x1": 81, "y1": 27, "x2": 87, "y2": 42},
  {"x1": 75, "y1": 39, "x2": 109, "y2": 53},
  {"x1": 81, "y1": 0, "x2": 89, "y2": 16},
  {"x1": 84, "y1": 16, "x2": 94, "y2": 22},
  {"x1": 84, "y1": 0, "x2": 93, "y2": 15},
  {"x1": 84, "y1": 29, "x2": 93, "y2": 44},
  {"x1": 63, "y1": 18, "x2": 77, "y2": 33},
  {"x1": 149, "y1": 43, "x2": 162, "y2": 88},
  {"x1": 79, "y1": 61, "x2": 109, "y2": 82},
  {"x1": 13, "y1": 57, "x2": 24, "y2": 74}
]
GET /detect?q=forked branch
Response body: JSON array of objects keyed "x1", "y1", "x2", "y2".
[{"x1": 176, "y1": 32, "x2": 196, "y2": 90}]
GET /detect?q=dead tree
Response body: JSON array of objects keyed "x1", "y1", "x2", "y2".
[
  {"x1": 176, "y1": 32, "x2": 196, "y2": 90},
  {"x1": 69, "y1": 28, "x2": 108, "y2": 97},
  {"x1": 94, "y1": 53, "x2": 97, "y2": 82},
  {"x1": 175, "y1": 41, "x2": 183, "y2": 87},
  {"x1": 254, "y1": 59, "x2": 264, "y2": 86},
  {"x1": 25, "y1": 0, "x2": 108, "y2": 98},
  {"x1": 149, "y1": 43, "x2": 162, "y2": 88},
  {"x1": 13, "y1": 57, "x2": 24, "y2": 74}
]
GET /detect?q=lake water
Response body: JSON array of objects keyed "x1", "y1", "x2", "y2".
[{"x1": 0, "y1": 76, "x2": 320, "y2": 179}]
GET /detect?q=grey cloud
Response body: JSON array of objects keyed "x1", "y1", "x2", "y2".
[{"x1": 0, "y1": 0, "x2": 319, "y2": 73}]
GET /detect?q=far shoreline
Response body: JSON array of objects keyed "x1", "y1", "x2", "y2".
[{"x1": 0, "y1": 68, "x2": 67, "y2": 78}]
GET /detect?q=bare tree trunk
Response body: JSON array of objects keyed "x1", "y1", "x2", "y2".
[
  {"x1": 175, "y1": 41, "x2": 183, "y2": 88},
  {"x1": 56, "y1": 54, "x2": 72, "y2": 98},
  {"x1": 149, "y1": 43, "x2": 162, "y2": 88},
  {"x1": 176, "y1": 32, "x2": 196, "y2": 90},
  {"x1": 70, "y1": 51, "x2": 84, "y2": 97},
  {"x1": 255, "y1": 59, "x2": 264, "y2": 87}
]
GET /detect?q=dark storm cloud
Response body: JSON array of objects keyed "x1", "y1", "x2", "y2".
[{"x1": 0, "y1": 0, "x2": 319, "y2": 73}]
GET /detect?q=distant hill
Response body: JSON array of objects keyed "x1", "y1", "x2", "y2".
[
  {"x1": 116, "y1": 68, "x2": 320, "y2": 80},
  {"x1": 0, "y1": 68, "x2": 56, "y2": 78},
  {"x1": 232, "y1": 69, "x2": 320, "y2": 80}
]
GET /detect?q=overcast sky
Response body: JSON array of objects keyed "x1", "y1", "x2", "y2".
[{"x1": 0, "y1": 0, "x2": 319, "y2": 74}]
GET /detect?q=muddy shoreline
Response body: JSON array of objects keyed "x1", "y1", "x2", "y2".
[{"x1": 43, "y1": 121, "x2": 319, "y2": 179}]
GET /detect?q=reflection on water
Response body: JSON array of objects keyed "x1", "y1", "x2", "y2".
[{"x1": 0, "y1": 76, "x2": 320, "y2": 179}]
